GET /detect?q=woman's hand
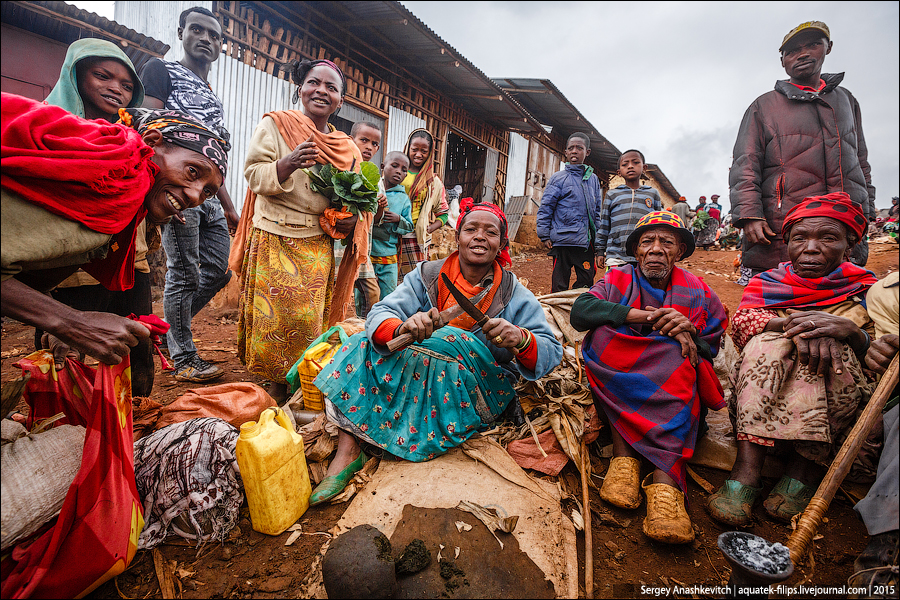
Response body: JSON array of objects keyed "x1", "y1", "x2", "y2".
[
  {"x1": 397, "y1": 308, "x2": 444, "y2": 343},
  {"x1": 481, "y1": 317, "x2": 523, "y2": 350},
  {"x1": 333, "y1": 211, "x2": 359, "y2": 236},
  {"x1": 427, "y1": 220, "x2": 442, "y2": 234},
  {"x1": 782, "y1": 310, "x2": 860, "y2": 342},
  {"x1": 276, "y1": 135, "x2": 319, "y2": 181}
]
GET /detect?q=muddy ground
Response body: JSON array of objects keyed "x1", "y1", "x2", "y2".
[{"x1": 1, "y1": 241, "x2": 897, "y2": 599}]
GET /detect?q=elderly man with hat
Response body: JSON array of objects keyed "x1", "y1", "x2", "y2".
[
  {"x1": 571, "y1": 212, "x2": 727, "y2": 544},
  {"x1": 708, "y1": 193, "x2": 879, "y2": 528},
  {"x1": 730, "y1": 21, "x2": 875, "y2": 286}
]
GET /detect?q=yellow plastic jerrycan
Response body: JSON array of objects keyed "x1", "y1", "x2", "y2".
[{"x1": 235, "y1": 407, "x2": 311, "y2": 535}]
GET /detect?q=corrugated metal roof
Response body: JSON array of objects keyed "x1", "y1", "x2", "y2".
[
  {"x1": 1, "y1": 1, "x2": 169, "y2": 72},
  {"x1": 492, "y1": 78, "x2": 621, "y2": 174},
  {"x1": 270, "y1": 1, "x2": 546, "y2": 139}
]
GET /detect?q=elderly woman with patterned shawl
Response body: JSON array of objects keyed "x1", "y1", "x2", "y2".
[
  {"x1": 572, "y1": 212, "x2": 727, "y2": 544},
  {"x1": 707, "y1": 192, "x2": 878, "y2": 528},
  {"x1": 398, "y1": 128, "x2": 450, "y2": 279},
  {"x1": 233, "y1": 59, "x2": 366, "y2": 401},
  {"x1": 308, "y1": 199, "x2": 563, "y2": 505},
  {"x1": 1, "y1": 94, "x2": 227, "y2": 366}
]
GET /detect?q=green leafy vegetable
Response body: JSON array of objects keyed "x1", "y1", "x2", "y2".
[{"x1": 303, "y1": 161, "x2": 379, "y2": 216}]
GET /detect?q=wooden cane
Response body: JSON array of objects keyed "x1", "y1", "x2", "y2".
[
  {"x1": 786, "y1": 353, "x2": 899, "y2": 564},
  {"x1": 581, "y1": 435, "x2": 594, "y2": 599}
]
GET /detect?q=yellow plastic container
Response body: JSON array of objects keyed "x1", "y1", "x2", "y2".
[
  {"x1": 296, "y1": 341, "x2": 341, "y2": 411},
  {"x1": 235, "y1": 408, "x2": 311, "y2": 535}
]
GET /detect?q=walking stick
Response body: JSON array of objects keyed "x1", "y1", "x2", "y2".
[
  {"x1": 786, "y1": 353, "x2": 900, "y2": 564},
  {"x1": 581, "y1": 435, "x2": 593, "y2": 599}
]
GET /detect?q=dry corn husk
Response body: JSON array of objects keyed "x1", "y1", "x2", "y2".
[{"x1": 455, "y1": 500, "x2": 519, "y2": 550}]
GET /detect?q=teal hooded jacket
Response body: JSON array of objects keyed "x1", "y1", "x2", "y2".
[{"x1": 45, "y1": 38, "x2": 145, "y2": 118}]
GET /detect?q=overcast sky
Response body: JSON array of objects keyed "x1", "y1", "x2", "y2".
[
  {"x1": 402, "y1": 1, "x2": 899, "y2": 213},
  {"x1": 74, "y1": 1, "x2": 898, "y2": 212}
]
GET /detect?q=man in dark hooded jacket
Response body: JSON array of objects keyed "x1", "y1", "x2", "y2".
[{"x1": 730, "y1": 21, "x2": 875, "y2": 282}]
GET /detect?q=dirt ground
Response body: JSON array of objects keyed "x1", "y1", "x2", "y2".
[{"x1": 1, "y1": 241, "x2": 897, "y2": 599}]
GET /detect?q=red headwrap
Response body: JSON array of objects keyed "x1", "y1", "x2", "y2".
[
  {"x1": 782, "y1": 192, "x2": 868, "y2": 241},
  {"x1": 457, "y1": 197, "x2": 511, "y2": 267}
]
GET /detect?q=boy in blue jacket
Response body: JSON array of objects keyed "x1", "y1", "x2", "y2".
[
  {"x1": 371, "y1": 152, "x2": 415, "y2": 299},
  {"x1": 596, "y1": 149, "x2": 662, "y2": 269},
  {"x1": 536, "y1": 133, "x2": 604, "y2": 292}
]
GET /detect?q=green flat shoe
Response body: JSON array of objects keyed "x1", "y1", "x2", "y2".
[
  {"x1": 764, "y1": 476, "x2": 815, "y2": 522},
  {"x1": 706, "y1": 479, "x2": 763, "y2": 527},
  {"x1": 309, "y1": 451, "x2": 367, "y2": 506}
]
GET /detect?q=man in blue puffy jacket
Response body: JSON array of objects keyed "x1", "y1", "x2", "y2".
[{"x1": 537, "y1": 133, "x2": 605, "y2": 292}]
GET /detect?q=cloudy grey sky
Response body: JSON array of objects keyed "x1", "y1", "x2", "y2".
[
  {"x1": 73, "y1": 1, "x2": 899, "y2": 212},
  {"x1": 402, "y1": 1, "x2": 899, "y2": 213}
]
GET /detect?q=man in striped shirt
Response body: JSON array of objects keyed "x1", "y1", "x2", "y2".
[{"x1": 597, "y1": 150, "x2": 663, "y2": 270}]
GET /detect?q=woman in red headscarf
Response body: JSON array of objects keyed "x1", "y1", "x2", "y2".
[
  {"x1": 707, "y1": 192, "x2": 879, "y2": 528},
  {"x1": 307, "y1": 199, "x2": 563, "y2": 504}
]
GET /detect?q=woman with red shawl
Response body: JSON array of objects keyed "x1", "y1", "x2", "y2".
[
  {"x1": 309, "y1": 199, "x2": 563, "y2": 504},
  {"x1": 1, "y1": 94, "x2": 228, "y2": 366},
  {"x1": 707, "y1": 193, "x2": 879, "y2": 527}
]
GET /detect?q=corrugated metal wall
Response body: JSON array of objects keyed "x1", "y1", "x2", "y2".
[
  {"x1": 505, "y1": 132, "x2": 528, "y2": 204},
  {"x1": 386, "y1": 106, "x2": 425, "y2": 155}
]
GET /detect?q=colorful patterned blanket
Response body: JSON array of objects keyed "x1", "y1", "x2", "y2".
[{"x1": 738, "y1": 261, "x2": 877, "y2": 311}]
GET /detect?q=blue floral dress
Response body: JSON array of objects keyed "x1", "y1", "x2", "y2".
[{"x1": 314, "y1": 326, "x2": 515, "y2": 461}]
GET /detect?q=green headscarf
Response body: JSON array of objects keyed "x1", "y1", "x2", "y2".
[{"x1": 45, "y1": 38, "x2": 145, "y2": 118}]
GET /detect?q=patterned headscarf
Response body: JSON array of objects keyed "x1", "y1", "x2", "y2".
[
  {"x1": 118, "y1": 107, "x2": 229, "y2": 180},
  {"x1": 782, "y1": 192, "x2": 867, "y2": 242},
  {"x1": 457, "y1": 197, "x2": 511, "y2": 267}
]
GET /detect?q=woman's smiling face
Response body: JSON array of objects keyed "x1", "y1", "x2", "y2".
[
  {"x1": 300, "y1": 65, "x2": 343, "y2": 123},
  {"x1": 142, "y1": 131, "x2": 222, "y2": 223},
  {"x1": 457, "y1": 210, "x2": 502, "y2": 268}
]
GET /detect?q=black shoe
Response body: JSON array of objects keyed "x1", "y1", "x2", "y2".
[
  {"x1": 173, "y1": 356, "x2": 224, "y2": 382},
  {"x1": 850, "y1": 530, "x2": 899, "y2": 598}
]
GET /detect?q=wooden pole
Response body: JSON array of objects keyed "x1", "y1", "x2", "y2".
[
  {"x1": 786, "y1": 354, "x2": 899, "y2": 564},
  {"x1": 581, "y1": 435, "x2": 593, "y2": 599}
]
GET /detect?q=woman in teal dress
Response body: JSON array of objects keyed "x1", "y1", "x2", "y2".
[{"x1": 311, "y1": 199, "x2": 563, "y2": 504}]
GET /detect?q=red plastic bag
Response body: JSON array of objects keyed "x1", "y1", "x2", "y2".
[{"x1": 2, "y1": 351, "x2": 144, "y2": 598}]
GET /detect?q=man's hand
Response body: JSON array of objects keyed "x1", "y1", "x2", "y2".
[
  {"x1": 382, "y1": 210, "x2": 401, "y2": 224},
  {"x1": 674, "y1": 331, "x2": 699, "y2": 367},
  {"x1": 596, "y1": 255, "x2": 605, "y2": 271},
  {"x1": 644, "y1": 306, "x2": 697, "y2": 338},
  {"x1": 224, "y1": 207, "x2": 240, "y2": 234},
  {"x1": 56, "y1": 312, "x2": 151, "y2": 366},
  {"x1": 397, "y1": 308, "x2": 444, "y2": 343},
  {"x1": 866, "y1": 333, "x2": 899, "y2": 375},
  {"x1": 41, "y1": 333, "x2": 80, "y2": 371},
  {"x1": 542, "y1": 240, "x2": 552, "y2": 250},
  {"x1": 743, "y1": 219, "x2": 776, "y2": 245}
]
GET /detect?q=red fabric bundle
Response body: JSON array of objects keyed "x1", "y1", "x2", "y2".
[
  {"x1": 1, "y1": 93, "x2": 157, "y2": 290},
  {"x1": 3, "y1": 351, "x2": 143, "y2": 598}
]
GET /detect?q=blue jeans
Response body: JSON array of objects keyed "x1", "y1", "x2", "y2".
[{"x1": 162, "y1": 198, "x2": 232, "y2": 368}]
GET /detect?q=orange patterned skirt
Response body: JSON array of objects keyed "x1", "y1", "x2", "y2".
[{"x1": 238, "y1": 228, "x2": 334, "y2": 383}]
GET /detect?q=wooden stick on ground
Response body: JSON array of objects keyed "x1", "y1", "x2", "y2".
[
  {"x1": 787, "y1": 353, "x2": 899, "y2": 564},
  {"x1": 580, "y1": 435, "x2": 593, "y2": 599}
]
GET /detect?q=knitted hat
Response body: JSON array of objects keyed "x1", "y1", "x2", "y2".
[{"x1": 626, "y1": 211, "x2": 695, "y2": 259}]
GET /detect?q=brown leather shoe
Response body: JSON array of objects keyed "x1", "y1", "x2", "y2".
[
  {"x1": 642, "y1": 475, "x2": 694, "y2": 544},
  {"x1": 599, "y1": 456, "x2": 642, "y2": 509}
]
